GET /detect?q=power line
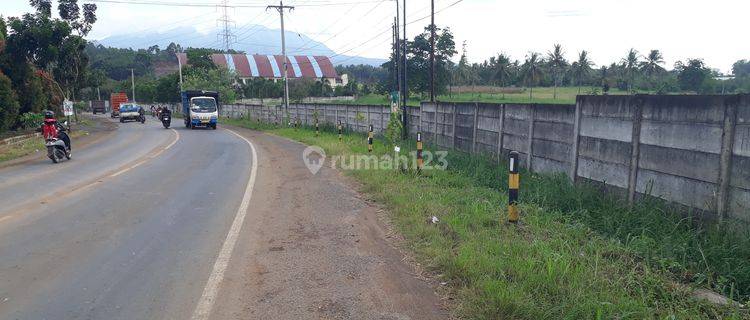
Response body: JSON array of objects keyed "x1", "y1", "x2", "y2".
[
  {"x1": 86, "y1": 0, "x2": 385, "y2": 8},
  {"x1": 217, "y1": 0, "x2": 236, "y2": 51}
]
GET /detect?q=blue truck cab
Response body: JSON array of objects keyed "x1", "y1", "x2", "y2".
[{"x1": 182, "y1": 90, "x2": 220, "y2": 130}]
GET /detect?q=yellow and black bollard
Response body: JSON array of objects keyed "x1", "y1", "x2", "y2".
[
  {"x1": 315, "y1": 119, "x2": 319, "y2": 136},
  {"x1": 416, "y1": 132, "x2": 423, "y2": 173},
  {"x1": 338, "y1": 121, "x2": 343, "y2": 141},
  {"x1": 508, "y1": 151, "x2": 520, "y2": 223},
  {"x1": 367, "y1": 125, "x2": 373, "y2": 153}
]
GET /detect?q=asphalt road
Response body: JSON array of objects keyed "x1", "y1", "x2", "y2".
[{"x1": 0, "y1": 114, "x2": 448, "y2": 320}]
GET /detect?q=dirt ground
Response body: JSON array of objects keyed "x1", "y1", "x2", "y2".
[{"x1": 212, "y1": 126, "x2": 451, "y2": 320}]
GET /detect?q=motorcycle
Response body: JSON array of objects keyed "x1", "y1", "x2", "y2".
[
  {"x1": 45, "y1": 122, "x2": 71, "y2": 163},
  {"x1": 139, "y1": 114, "x2": 146, "y2": 124},
  {"x1": 161, "y1": 112, "x2": 171, "y2": 129}
]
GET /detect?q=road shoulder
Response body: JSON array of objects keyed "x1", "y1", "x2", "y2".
[{"x1": 213, "y1": 126, "x2": 450, "y2": 319}]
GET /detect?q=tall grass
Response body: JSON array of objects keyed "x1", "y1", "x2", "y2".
[
  {"x1": 225, "y1": 118, "x2": 748, "y2": 319},
  {"x1": 442, "y1": 148, "x2": 750, "y2": 302}
]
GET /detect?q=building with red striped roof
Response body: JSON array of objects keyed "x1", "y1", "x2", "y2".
[{"x1": 176, "y1": 53, "x2": 348, "y2": 87}]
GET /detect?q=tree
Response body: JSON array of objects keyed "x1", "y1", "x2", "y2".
[
  {"x1": 522, "y1": 52, "x2": 542, "y2": 100},
  {"x1": 621, "y1": 48, "x2": 639, "y2": 92},
  {"x1": 733, "y1": 60, "x2": 750, "y2": 78},
  {"x1": 547, "y1": 44, "x2": 567, "y2": 99},
  {"x1": 675, "y1": 58, "x2": 712, "y2": 93},
  {"x1": 0, "y1": 71, "x2": 20, "y2": 132},
  {"x1": 571, "y1": 50, "x2": 594, "y2": 94},
  {"x1": 183, "y1": 67, "x2": 236, "y2": 103},
  {"x1": 640, "y1": 49, "x2": 665, "y2": 89}
]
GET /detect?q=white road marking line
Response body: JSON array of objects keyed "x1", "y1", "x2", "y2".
[
  {"x1": 109, "y1": 128, "x2": 179, "y2": 177},
  {"x1": 191, "y1": 129, "x2": 258, "y2": 320},
  {"x1": 0, "y1": 216, "x2": 13, "y2": 224}
]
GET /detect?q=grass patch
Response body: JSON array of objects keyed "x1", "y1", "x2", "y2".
[
  {"x1": 330, "y1": 87, "x2": 636, "y2": 106},
  {"x1": 0, "y1": 130, "x2": 86, "y2": 163},
  {"x1": 225, "y1": 117, "x2": 748, "y2": 319}
]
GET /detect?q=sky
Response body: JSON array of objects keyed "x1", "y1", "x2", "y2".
[{"x1": 3, "y1": 0, "x2": 749, "y2": 73}]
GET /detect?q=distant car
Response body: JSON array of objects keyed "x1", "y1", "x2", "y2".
[{"x1": 119, "y1": 104, "x2": 141, "y2": 123}]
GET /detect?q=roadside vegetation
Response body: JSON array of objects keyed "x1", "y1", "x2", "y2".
[{"x1": 225, "y1": 117, "x2": 749, "y2": 319}]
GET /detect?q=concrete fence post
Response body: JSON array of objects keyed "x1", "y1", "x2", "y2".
[
  {"x1": 627, "y1": 97, "x2": 644, "y2": 205},
  {"x1": 380, "y1": 107, "x2": 385, "y2": 133},
  {"x1": 451, "y1": 103, "x2": 458, "y2": 149},
  {"x1": 496, "y1": 104, "x2": 506, "y2": 161},
  {"x1": 570, "y1": 99, "x2": 583, "y2": 182},
  {"x1": 433, "y1": 102, "x2": 439, "y2": 146},
  {"x1": 526, "y1": 105, "x2": 536, "y2": 170},
  {"x1": 717, "y1": 97, "x2": 739, "y2": 221},
  {"x1": 472, "y1": 102, "x2": 479, "y2": 154}
]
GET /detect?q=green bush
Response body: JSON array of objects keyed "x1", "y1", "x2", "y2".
[
  {"x1": 0, "y1": 71, "x2": 20, "y2": 132},
  {"x1": 19, "y1": 112, "x2": 42, "y2": 129}
]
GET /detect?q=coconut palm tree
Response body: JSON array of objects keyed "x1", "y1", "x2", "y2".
[
  {"x1": 547, "y1": 44, "x2": 567, "y2": 99},
  {"x1": 640, "y1": 49, "x2": 665, "y2": 90},
  {"x1": 522, "y1": 52, "x2": 543, "y2": 100},
  {"x1": 491, "y1": 53, "x2": 512, "y2": 98},
  {"x1": 572, "y1": 50, "x2": 594, "y2": 94},
  {"x1": 621, "y1": 48, "x2": 639, "y2": 92}
]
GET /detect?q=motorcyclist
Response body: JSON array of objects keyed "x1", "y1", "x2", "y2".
[
  {"x1": 138, "y1": 105, "x2": 145, "y2": 121},
  {"x1": 41, "y1": 110, "x2": 71, "y2": 154},
  {"x1": 161, "y1": 106, "x2": 172, "y2": 118},
  {"x1": 150, "y1": 105, "x2": 156, "y2": 117}
]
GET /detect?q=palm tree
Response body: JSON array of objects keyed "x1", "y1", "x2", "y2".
[
  {"x1": 522, "y1": 52, "x2": 542, "y2": 100},
  {"x1": 491, "y1": 53, "x2": 512, "y2": 98},
  {"x1": 547, "y1": 44, "x2": 567, "y2": 99},
  {"x1": 572, "y1": 50, "x2": 594, "y2": 94},
  {"x1": 640, "y1": 49, "x2": 665, "y2": 90},
  {"x1": 621, "y1": 48, "x2": 639, "y2": 93}
]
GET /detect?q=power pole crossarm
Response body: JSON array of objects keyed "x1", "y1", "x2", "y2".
[{"x1": 267, "y1": 1, "x2": 295, "y2": 117}]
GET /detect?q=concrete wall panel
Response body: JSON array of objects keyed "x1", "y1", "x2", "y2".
[
  {"x1": 730, "y1": 155, "x2": 750, "y2": 190},
  {"x1": 577, "y1": 136, "x2": 631, "y2": 166},
  {"x1": 579, "y1": 116, "x2": 632, "y2": 142},
  {"x1": 636, "y1": 169, "x2": 717, "y2": 211},
  {"x1": 533, "y1": 121, "x2": 574, "y2": 143},
  {"x1": 729, "y1": 187, "x2": 750, "y2": 222},
  {"x1": 639, "y1": 144, "x2": 720, "y2": 183},
  {"x1": 577, "y1": 157, "x2": 630, "y2": 188},
  {"x1": 532, "y1": 156, "x2": 568, "y2": 175},
  {"x1": 532, "y1": 139, "x2": 571, "y2": 163},
  {"x1": 641, "y1": 95, "x2": 725, "y2": 123},
  {"x1": 640, "y1": 121, "x2": 723, "y2": 154}
]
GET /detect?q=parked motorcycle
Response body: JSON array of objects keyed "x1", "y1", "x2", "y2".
[
  {"x1": 45, "y1": 121, "x2": 71, "y2": 163},
  {"x1": 161, "y1": 111, "x2": 171, "y2": 129}
]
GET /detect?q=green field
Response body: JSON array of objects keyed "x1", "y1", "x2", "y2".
[
  {"x1": 225, "y1": 118, "x2": 749, "y2": 319},
  {"x1": 328, "y1": 86, "x2": 634, "y2": 106}
]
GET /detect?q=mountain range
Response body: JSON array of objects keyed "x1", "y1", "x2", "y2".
[{"x1": 95, "y1": 25, "x2": 387, "y2": 67}]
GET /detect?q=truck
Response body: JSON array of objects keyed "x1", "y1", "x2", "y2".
[
  {"x1": 91, "y1": 100, "x2": 106, "y2": 114},
  {"x1": 110, "y1": 92, "x2": 128, "y2": 118},
  {"x1": 182, "y1": 90, "x2": 219, "y2": 130}
]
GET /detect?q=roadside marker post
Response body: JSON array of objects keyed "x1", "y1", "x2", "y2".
[
  {"x1": 367, "y1": 125, "x2": 373, "y2": 153},
  {"x1": 416, "y1": 132, "x2": 423, "y2": 173},
  {"x1": 508, "y1": 151, "x2": 520, "y2": 223},
  {"x1": 315, "y1": 119, "x2": 319, "y2": 136},
  {"x1": 338, "y1": 121, "x2": 343, "y2": 141}
]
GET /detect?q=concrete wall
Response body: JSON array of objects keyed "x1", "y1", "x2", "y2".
[{"x1": 219, "y1": 95, "x2": 750, "y2": 221}]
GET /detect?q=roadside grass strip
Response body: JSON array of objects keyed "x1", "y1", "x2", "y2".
[{"x1": 224, "y1": 118, "x2": 748, "y2": 319}]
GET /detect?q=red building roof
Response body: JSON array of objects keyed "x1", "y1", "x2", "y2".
[{"x1": 176, "y1": 53, "x2": 338, "y2": 79}]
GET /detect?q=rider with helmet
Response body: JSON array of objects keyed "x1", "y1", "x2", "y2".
[{"x1": 41, "y1": 110, "x2": 71, "y2": 154}]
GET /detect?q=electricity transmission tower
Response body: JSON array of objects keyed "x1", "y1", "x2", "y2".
[
  {"x1": 218, "y1": 0, "x2": 235, "y2": 51},
  {"x1": 267, "y1": 1, "x2": 294, "y2": 117}
]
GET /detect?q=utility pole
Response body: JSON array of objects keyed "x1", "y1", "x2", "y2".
[
  {"x1": 267, "y1": 1, "x2": 294, "y2": 117},
  {"x1": 178, "y1": 52, "x2": 184, "y2": 92},
  {"x1": 395, "y1": 0, "x2": 400, "y2": 112},
  {"x1": 401, "y1": 0, "x2": 408, "y2": 138},
  {"x1": 429, "y1": 0, "x2": 435, "y2": 102},
  {"x1": 131, "y1": 68, "x2": 136, "y2": 103}
]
